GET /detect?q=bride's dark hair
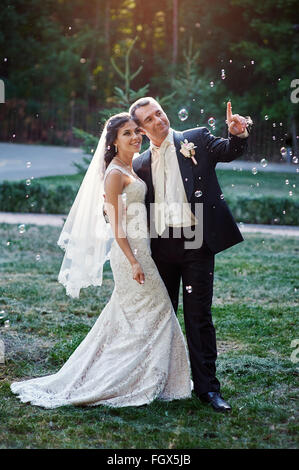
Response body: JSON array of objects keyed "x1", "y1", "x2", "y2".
[{"x1": 104, "y1": 112, "x2": 132, "y2": 169}]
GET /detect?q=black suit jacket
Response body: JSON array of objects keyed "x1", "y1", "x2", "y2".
[{"x1": 133, "y1": 127, "x2": 248, "y2": 254}]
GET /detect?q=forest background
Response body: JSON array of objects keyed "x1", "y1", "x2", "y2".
[{"x1": 0, "y1": 0, "x2": 298, "y2": 162}]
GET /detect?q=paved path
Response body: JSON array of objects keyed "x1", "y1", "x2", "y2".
[
  {"x1": 0, "y1": 142, "x2": 298, "y2": 181},
  {"x1": 0, "y1": 142, "x2": 85, "y2": 181},
  {"x1": 0, "y1": 211, "x2": 298, "y2": 236}
]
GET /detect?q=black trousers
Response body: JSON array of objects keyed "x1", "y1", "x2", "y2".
[{"x1": 151, "y1": 227, "x2": 220, "y2": 395}]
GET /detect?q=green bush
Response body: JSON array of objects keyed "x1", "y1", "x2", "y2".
[
  {"x1": 0, "y1": 180, "x2": 77, "y2": 214},
  {"x1": 0, "y1": 180, "x2": 298, "y2": 225},
  {"x1": 226, "y1": 195, "x2": 299, "y2": 226}
]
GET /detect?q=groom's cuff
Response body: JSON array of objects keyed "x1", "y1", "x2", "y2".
[{"x1": 234, "y1": 128, "x2": 249, "y2": 139}]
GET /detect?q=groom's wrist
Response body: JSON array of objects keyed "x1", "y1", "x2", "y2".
[{"x1": 229, "y1": 129, "x2": 249, "y2": 139}]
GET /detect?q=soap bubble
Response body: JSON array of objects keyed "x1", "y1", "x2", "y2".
[
  {"x1": 26, "y1": 161, "x2": 31, "y2": 168},
  {"x1": 185, "y1": 285, "x2": 193, "y2": 294},
  {"x1": 289, "y1": 191, "x2": 293, "y2": 197},
  {"x1": 260, "y1": 158, "x2": 268, "y2": 167},
  {"x1": 195, "y1": 190, "x2": 202, "y2": 198},
  {"x1": 178, "y1": 108, "x2": 189, "y2": 121},
  {"x1": 264, "y1": 115, "x2": 269, "y2": 120},
  {"x1": 208, "y1": 117, "x2": 216, "y2": 127},
  {"x1": 4, "y1": 320, "x2": 10, "y2": 329},
  {"x1": 220, "y1": 194, "x2": 224, "y2": 199},
  {"x1": 280, "y1": 147, "x2": 287, "y2": 156},
  {"x1": 285, "y1": 179, "x2": 289, "y2": 185},
  {"x1": 18, "y1": 224, "x2": 26, "y2": 234},
  {"x1": 35, "y1": 254, "x2": 41, "y2": 261},
  {"x1": 292, "y1": 156, "x2": 298, "y2": 164},
  {"x1": 210, "y1": 81, "x2": 214, "y2": 88},
  {"x1": 26, "y1": 179, "x2": 31, "y2": 186},
  {"x1": 252, "y1": 167, "x2": 258, "y2": 175}
]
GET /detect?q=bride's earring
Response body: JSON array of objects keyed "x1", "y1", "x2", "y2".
[{"x1": 114, "y1": 144, "x2": 118, "y2": 154}]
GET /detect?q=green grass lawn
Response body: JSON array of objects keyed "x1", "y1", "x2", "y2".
[
  {"x1": 36, "y1": 168, "x2": 299, "y2": 201},
  {"x1": 0, "y1": 223, "x2": 298, "y2": 449}
]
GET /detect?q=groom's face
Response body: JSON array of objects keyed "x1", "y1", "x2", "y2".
[{"x1": 135, "y1": 101, "x2": 170, "y2": 146}]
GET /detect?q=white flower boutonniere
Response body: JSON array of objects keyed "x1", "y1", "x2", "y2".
[{"x1": 180, "y1": 139, "x2": 198, "y2": 165}]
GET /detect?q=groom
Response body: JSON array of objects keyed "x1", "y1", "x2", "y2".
[{"x1": 130, "y1": 97, "x2": 250, "y2": 412}]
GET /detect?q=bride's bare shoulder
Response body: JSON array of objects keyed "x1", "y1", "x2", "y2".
[{"x1": 104, "y1": 167, "x2": 125, "y2": 191}]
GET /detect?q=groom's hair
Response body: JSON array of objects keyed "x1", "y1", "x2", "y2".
[{"x1": 129, "y1": 97, "x2": 160, "y2": 125}]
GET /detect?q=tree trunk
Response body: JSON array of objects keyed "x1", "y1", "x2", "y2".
[
  {"x1": 83, "y1": 0, "x2": 101, "y2": 105},
  {"x1": 172, "y1": 0, "x2": 178, "y2": 66},
  {"x1": 105, "y1": 0, "x2": 110, "y2": 58}
]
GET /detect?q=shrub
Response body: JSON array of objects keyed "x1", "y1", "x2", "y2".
[
  {"x1": 0, "y1": 181, "x2": 298, "y2": 225},
  {"x1": 0, "y1": 180, "x2": 76, "y2": 214}
]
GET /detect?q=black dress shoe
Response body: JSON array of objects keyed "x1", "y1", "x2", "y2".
[{"x1": 199, "y1": 392, "x2": 232, "y2": 412}]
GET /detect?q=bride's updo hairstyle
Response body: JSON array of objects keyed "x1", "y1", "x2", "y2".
[{"x1": 104, "y1": 112, "x2": 132, "y2": 169}]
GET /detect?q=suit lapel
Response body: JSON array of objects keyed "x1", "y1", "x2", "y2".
[
  {"x1": 140, "y1": 149, "x2": 154, "y2": 203},
  {"x1": 173, "y1": 130, "x2": 194, "y2": 200}
]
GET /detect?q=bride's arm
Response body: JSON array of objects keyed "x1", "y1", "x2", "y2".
[{"x1": 104, "y1": 170, "x2": 145, "y2": 284}]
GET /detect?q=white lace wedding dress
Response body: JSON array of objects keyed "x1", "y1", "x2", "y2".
[{"x1": 10, "y1": 164, "x2": 192, "y2": 409}]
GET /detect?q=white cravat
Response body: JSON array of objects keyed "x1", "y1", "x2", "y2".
[
  {"x1": 152, "y1": 140, "x2": 170, "y2": 235},
  {"x1": 151, "y1": 129, "x2": 197, "y2": 235}
]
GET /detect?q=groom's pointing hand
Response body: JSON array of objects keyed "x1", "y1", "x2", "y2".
[{"x1": 226, "y1": 101, "x2": 248, "y2": 137}]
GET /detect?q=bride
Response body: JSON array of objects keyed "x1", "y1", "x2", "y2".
[{"x1": 10, "y1": 112, "x2": 192, "y2": 408}]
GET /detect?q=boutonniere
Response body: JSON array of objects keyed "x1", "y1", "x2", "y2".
[{"x1": 180, "y1": 139, "x2": 198, "y2": 165}]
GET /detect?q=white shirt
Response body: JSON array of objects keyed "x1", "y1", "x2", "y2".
[{"x1": 150, "y1": 129, "x2": 197, "y2": 227}]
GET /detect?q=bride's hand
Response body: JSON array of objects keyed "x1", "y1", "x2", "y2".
[{"x1": 132, "y1": 262, "x2": 145, "y2": 285}]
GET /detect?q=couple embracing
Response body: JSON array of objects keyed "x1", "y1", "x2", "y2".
[{"x1": 11, "y1": 97, "x2": 249, "y2": 413}]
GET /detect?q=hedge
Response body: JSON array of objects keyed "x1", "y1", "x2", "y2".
[
  {"x1": 0, "y1": 180, "x2": 77, "y2": 214},
  {"x1": 225, "y1": 195, "x2": 299, "y2": 226},
  {"x1": 0, "y1": 180, "x2": 298, "y2": 226}
]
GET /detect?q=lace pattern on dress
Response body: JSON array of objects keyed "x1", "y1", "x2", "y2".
[{"x1": 10, "y1": 169, "x2": 192, "y2": 409}]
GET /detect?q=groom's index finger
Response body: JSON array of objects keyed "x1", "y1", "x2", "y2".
[{"x1": 226, "y1": 101, "x2": 232, "y2": 122}]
